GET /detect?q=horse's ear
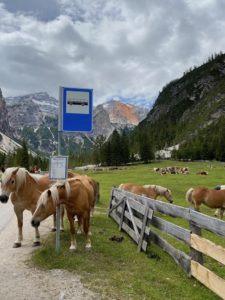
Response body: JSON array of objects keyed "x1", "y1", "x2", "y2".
[
  {"x1": 12, "y1": 167, "x2": 19, "y2": 175},
  {"x1": 47, "y1": 190, "x2": 51, "y2": 197},
  {"x1": 1, "y1": 167, "x2": 5, "y2": 173}
]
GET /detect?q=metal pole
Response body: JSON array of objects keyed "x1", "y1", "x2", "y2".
[{"x1": 56, "y1": 87, "x2": 63, "y2": 255}]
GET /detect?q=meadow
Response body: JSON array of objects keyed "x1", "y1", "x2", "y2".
[{"x1": 32, "y1": 160, "x2": 225, "y2": 300}]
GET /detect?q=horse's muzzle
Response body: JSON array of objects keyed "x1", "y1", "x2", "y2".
[
  {"x1": 31, "y1": 219, "x2": 40, "y2": 227},
  {"x1": 0, "y1": 195, "x2": 9, "y2": 203}
]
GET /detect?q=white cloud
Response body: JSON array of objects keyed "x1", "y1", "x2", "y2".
[{"x1": 0, "y1": 0, "x2": 225, "y2": 106}]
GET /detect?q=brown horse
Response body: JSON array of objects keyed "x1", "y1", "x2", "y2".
[
  {"x1": 0, "y1": 167, "x2": 76, "y2": 247},
  {"x1": 186, "y1": 187, "x2": 225, "y2": 218},
  {"x1": 31, "y1": 178, "x2": 93, "y2": 250},
  {"x1": 119, "y1": 183, "x2": 173, "y2": 203},
  {"x1": 72, "y1": 175, "x2": 100, "y2": 216},
  {"x1": 214, "y1": 185, "x2": 225, "y2": 218}
]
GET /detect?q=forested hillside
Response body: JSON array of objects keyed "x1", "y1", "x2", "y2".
[{"x1": 135, "y1": 52, "x2": 225, "y2": 160}]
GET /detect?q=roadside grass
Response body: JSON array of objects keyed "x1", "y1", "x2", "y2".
[{"x1": 31, "y1": 160, "x2": 225, "y2": 299}]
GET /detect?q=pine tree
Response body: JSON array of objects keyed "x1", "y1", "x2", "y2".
[
  {"x1": 110, "y1": 130, "x2": 122, "y2": 166},
  {"x1": 19, "y1": 139, "x2": 30, "y2": 169},
  {"x1": 139, "y1": 132, "x2": 154, "y2": 163}
]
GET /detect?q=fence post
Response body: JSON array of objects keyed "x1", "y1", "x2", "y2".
[
  {"x1": 189, "y1": 212, "x2": 204, "y2": 264},
  {"x1": 108, "y1": 189, "x2": 114, "y2": 217},
  {"x1": 119, "y1": 198, "x2": 127, "y2": 231},
  {"x1": 137, "y1": 206, "x2": 149, "y2": 252}
]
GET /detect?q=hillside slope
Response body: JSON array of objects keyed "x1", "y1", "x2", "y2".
[{"x1": 139, "y1": 53, "x2": 225, "y2": 150}]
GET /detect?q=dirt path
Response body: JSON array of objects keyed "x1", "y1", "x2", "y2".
[{"x1": 0, "y1": 204, "x2": 100, "y2": 300}]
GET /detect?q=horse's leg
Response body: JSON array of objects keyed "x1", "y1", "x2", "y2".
[
  {"x1": 194, "y1": 205, "x2": 200, "y2": 211},
  {"x1": 219, "y1": 208, "x2": 224, "y2": 219},
  {"x1": 77, "y1": 215, "x2": 83, "y2": 235},
  {"x1": 214, "y1": 208, "x2": 220, "y2": 217},
  {"x1": 68, "y1": 214, "x2": 77, "y2": 251},
  {"x1": 83, "y1": 212, "x2": 91, "y2": 249},
  {"x1": 13, "y1": 207, "x2": 23, "y2": 248},
  {"x1": 51, "y1": 213, "x2": 56, "y2": 232},
  {"x1": 31, "y1": 210, "x2": 41, "y2": 247},
  {"x1": 60, "y1": 205, "x2": 65, "y2": 232}
]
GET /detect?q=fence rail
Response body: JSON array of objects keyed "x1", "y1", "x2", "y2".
[{"x1": 108, "y1": 188, "x2": 225, "y2": 300}]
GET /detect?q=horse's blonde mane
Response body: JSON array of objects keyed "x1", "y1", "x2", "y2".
[
  {"x1": 2, "y1": 167, "x2": 28, "y2": 191},
  {"x1": 38, "y1": 181, "x2": 71, "y2": 207},
  {"x1": 144, "y1": 184, "x2": 171, "y2": 195}
]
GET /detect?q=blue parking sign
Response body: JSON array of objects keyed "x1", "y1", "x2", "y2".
[{"x1": 59, "y1": 87, "x2": 93, "y2": 132}]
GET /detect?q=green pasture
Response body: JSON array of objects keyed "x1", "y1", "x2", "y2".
[{"x1": 31, "y1": 160, "x2": 225, "y2": 300}]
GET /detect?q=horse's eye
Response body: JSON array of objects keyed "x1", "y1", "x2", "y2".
[
  {"x1": 41, "y1": 203, "x2": 45, "y2": 209},
  {"x1": 11, "y1": 180, "x2": 15, "y2": 184}
]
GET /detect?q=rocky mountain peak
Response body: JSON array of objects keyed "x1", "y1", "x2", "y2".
[{"x1": 0, "y1": 88, "x2": 13, "y2": 137}]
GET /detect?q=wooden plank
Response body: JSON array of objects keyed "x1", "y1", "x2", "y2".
[
  {"x1": 113, "y1": 188, "x2": 190, "y2": 219},
  {"x1": 138, "y1": 206, "x2": 149, "y2": 252},
  {"x1": 191, "y1": 233, "x2": 225, "y2": 265},
  {"x1": 110, "y1": 199, "x2": 151, "y2": 235},
  {"x1": 150, "y1": 229, "x2": 191, "y2": 275},
  {"x1": 108, "y1": 196, "x2": 125, "y2": 214},
  {"x1": 113, "y1": 189, "x2": 153, "y2": 218},
  {"x1": 148, "y1": 215, "x2": 191, "y2": 244},
  {"x1": 191, "y1": 261, "x2": 225, "y2": 300},
  {"x1": 189, "y1": 221, "x2": 203, "y2": 264},
  {"x1": 122, "y1": 221, "x2": 147, "y2": 252},
  {"x1": 119, "y1": 198, "x2": 127, "y2": 231},
  {"x1": 126, "y1": 199, "x2": 140, "y2": 239},
  {"x1": 110, "y1": 210, "x2": 147, "y2": 251},
  {"x1": 107, "y1": 189, "x2": 114, "y2": 216},
  {"x1": 190, "y1": 209, "x2": 225, "y2": 237}
]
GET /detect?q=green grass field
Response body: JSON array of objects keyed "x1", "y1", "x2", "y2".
[{"x1": 31, "y1": 160, "x2": 225, "y2": 299}]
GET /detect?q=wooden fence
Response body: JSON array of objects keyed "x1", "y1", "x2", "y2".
[{"x1": 108, "y1": 188, "x2": 225, "y2": 300}]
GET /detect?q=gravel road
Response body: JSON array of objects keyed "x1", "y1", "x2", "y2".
[{"x1": 0, "y1": 201, "x2": 101, "y2": 300}]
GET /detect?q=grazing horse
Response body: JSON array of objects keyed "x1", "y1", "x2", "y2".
[
  {"x1": 119, "y1": 183, "x2": 173, "y2": 203},
  {"x1": 31, "y1": 178, "x2": 93, "y2": 250},
  {"x1": 186, "y1": 187, "x2": 225, "y2": 219},
  {"x1": 144, "y1": 185, "x2": 173, "y2": 203},
  {"x1": 214, "y1": 185, "x2": 225, "y2": 218},
  {"x1": 0, "y1": 167, "x2": 76, "y2": 247}
]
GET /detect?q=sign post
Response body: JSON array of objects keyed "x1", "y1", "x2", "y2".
[
  {"x1": 49, "y1": 156, "x2": 68, "y2": 254},
  {"x1": 54, "y1": 86, "x2": 93, "y2": 254}
]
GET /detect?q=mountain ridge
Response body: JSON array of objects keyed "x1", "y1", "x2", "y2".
[{"x1": 1, "y1": 91, "x2": 148, "y2": 154}]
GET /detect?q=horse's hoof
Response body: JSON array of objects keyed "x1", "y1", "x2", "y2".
[
  {"x1": 13, "y1": 242, "x2": 21, "y2": 248},
  {"x1": 69, "y1": 246, "x2": 76, "y2": 251},
  {"x1": 85, "y1": 243, "x2": 92, "y2": 250},
  {"x1": 32, "y1": 241, "x2": 41, "y2": 247},
  {"x1": 51, "y1": 228, "x2": 56, "y2": 232},
  {"x1": 60, "y1": 228, "x2": 65, "y2": 232},
  {"x1": 77, "y1": 229, "x2": 82, "y2": 235}
]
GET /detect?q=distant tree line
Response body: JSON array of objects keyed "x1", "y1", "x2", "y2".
[
  {"x1": 172, "y1": 116, "x2": 225, "y2": 161},
  {"x1": 0, "y1": 139, "x2": 48, "y2": 171},
  {"x1": 91, "y1": 128, "x2": 154, "y2": 166}
]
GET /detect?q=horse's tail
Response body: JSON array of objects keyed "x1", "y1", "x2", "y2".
[{"x1": 186, "y1": 188, "x2": 194, "y2": 204}]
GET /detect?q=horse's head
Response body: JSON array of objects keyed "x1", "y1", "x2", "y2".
[
  {"x1": 31, "y1": 181, "x2": 70, "y2": 227},
  {"x1": 0, "y1": 167, "x2": 20, "y2": 203},
  {"x1": 31, "y1": 188, "x2": 57, "y2": 227},
  {"x1": 164, "y1": 189, "x2": 173, "y2": 203}
]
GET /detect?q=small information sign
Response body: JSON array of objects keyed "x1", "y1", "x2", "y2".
[{"x1": 49, "y1": 156, "x2": 68, "y2": 180}]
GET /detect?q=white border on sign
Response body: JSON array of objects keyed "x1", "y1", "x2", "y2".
[{"x1": 49, "y1": 156, "x2": 68, "y2": 180}]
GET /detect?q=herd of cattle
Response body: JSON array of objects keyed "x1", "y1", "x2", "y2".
[{"x1": 153, "y1": 166, "x2": 209, "y2": 176}]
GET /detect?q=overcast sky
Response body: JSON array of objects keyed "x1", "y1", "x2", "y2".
[{"x1": 1, "y1": 0, "x2": 225, "y2": 105}]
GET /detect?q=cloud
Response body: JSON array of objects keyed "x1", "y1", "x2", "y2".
[{"x1": 0, "y1": 0, "x2": 225, "y2": 106}]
